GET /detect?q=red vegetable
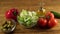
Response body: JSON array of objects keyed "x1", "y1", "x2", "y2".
[
  {"x1": 37, "y1": 18, "x2": 47, "y2": 28},
  {"x1": 48, "y1": 18, "x2": 57, "y2": 28},
  {"x1": 37, "y1": 12, "x2": 58, "y2": 29},
  {"x1": 45, "y1": 12, "x2": 54, "y2": 20},
  {"x1": 5, "y1": 8, "x2": 18, "y2": 21}
]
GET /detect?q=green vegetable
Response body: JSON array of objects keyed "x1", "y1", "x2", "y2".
[
  {"x1": 1, "y1": 21, "x2": 14, "y2": 31},
  {"x1": 17, "y1": 9, "x2": 38, "y2": 28},
  {"x1": 51, "y1": 11, "x2": 60, "y2": 18}
]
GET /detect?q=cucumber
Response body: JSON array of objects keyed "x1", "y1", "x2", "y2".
[{"x1": 51, "y1": 11, "x2": 60, "y2": 18}]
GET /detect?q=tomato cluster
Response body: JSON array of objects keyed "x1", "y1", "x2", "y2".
[{"x1": 37, "y1": 12, "x2": 58, "y2": 29}]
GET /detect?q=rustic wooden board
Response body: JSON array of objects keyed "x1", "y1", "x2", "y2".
[{"x1": 0, "y1": 0, "x2": 60, "y2": 34}]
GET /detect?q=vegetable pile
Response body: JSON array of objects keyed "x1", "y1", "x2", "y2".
[
  {"x1": 17, "y1": 9, "x2": 38, "y2": 28},
  {"x1": 4, "y1": 8, "x2": 59, "y2": 29}
]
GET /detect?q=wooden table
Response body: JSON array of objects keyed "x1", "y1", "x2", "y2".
[{"x1": 0, "y1": 0, "x2": 60, "y2": 34}]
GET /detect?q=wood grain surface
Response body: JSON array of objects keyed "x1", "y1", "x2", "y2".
[{"x1": 0, "y1": 0, "x2": 60, "y2": 34}]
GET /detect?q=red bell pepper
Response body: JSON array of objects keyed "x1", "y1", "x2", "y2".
[{"x1": 5, "y1": 8, "x2": 18, "y2": 21}]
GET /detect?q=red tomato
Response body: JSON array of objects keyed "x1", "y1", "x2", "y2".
[
  {"x1": 46, "y1": 12, "x2": 54, "y2": 20},
  {"x1": 5, "y1": 8, "x2": 18, "y2": 21},
  {"x1": 37, "y1": 18, "x2": 47, "y2": 28},
  {"x1": 47, "y1": 19, "x2": 57, "y2": 28}
]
